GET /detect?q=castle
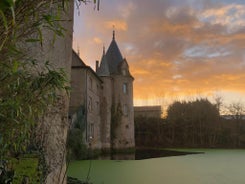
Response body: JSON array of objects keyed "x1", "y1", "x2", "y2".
[{"x1": 69, "y1": 31, "x2": 135, "y2": 152}]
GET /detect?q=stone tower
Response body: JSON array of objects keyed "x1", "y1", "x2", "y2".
[{"x1": 97, "y1": 31, "x2": 135, "y2": 151}]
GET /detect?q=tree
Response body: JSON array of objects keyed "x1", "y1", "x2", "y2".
[
  {"x1": 166, "y1": 98, "x2": 220, "y2": 147},
  {"x1": 227, "y1": 102, "x2": 245, "y2": 147},
  {"x1": 213, "y1": 94, "x2": 224, "y2": 115}
]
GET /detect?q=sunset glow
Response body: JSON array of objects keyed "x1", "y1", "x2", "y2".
[{"x1": 73, "y1": 0, "x2": 245, "y2": 108}]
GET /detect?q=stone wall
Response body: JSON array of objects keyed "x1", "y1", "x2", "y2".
[
  {"x1": 112, "y1": 75, "x2": 135, "y2": 150},
  {"x1": 85, "y1": 69, "x2": 103, "y2": 150},
  {"x1": 134, "y1": 106, "x2": 162, "y2": 118},
  {"x1": 100, "y1": 77, "x2": 113, "y2": 150},
  {"x1": 70, "y1": 68, "x2": 86, "y2": 114},
  {"x1": 70, "y1": 52, "x2": 103, "y2": 150}
]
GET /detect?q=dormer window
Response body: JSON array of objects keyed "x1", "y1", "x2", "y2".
[{"x1": 122, "y1": 69, "x2": 127, "y2": 76}]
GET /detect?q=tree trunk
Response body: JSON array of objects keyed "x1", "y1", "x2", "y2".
[{"x1": 33, "y1": 2, "x2": 74, "y2": 184}]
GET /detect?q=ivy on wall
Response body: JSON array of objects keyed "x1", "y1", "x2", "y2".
[{"x1": 67, "y1": 105, "x2": 88, "y2": 160}]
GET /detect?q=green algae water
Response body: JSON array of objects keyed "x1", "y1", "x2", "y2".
[{"x1": 68, "y1": 149, "x2": 245, "y2": 184}]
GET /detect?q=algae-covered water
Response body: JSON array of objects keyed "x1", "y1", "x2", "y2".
[{"x1": 68, "y1": 149, "x2": 245, "y2": 184}]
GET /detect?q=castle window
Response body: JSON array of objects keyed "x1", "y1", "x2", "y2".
[
  {"x1": 87, "y1": 122, "x2": 94, "y2": 142},
  {"x1": 123, "y1": 104, "x2": 128, "y2": 116},
  {"x1": 88, "y1": 96, "x2": 92, "y2": 112},
  {"x1": 90, "y1": 123, "x2": 94, "y2": 139},
  {"x1": 96, "y1": 101, "x2": 99, "y2": 114},
  {"x1": 89, "y1": 77, "x2": 92, "y2": 90},
  {"x1": 123, "y1": 83, "x2": 128, "y2": 94},
  {"x1": 97, "y1": 84, "x2": 99, "y2": 93},
  {"x1": 122, "y1": 69, "x2": 127, "y2": 76}
]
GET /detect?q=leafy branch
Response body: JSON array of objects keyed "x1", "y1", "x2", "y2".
[{"x1": 0, "y1": 0, "x2": 72, "y2": 183}]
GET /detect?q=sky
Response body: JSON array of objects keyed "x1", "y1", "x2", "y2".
[{"x1": 73, "y1": 0, "x2": 245, "y2": 109}]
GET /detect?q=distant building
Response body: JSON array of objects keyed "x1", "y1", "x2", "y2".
[
  {"x1": 70, "y1": 50, "x2": 103, "y2": 149},
  {"x1": 69, "y1": 31, "x2": 135, "y2": 152},
  {"x1": 134, "y1": 106, "x2": 162, "y2": 118}
]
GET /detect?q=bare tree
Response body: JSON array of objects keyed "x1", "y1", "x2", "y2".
[
  {"x1": 213, "y1": 94, "x2": 224, "y2": 115},
  {"x1": 227, "y1": 101, "x2": 245, "y2": 147}
]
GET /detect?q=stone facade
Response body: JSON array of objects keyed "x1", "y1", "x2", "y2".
[
  {"x1": 70, "y1": 51, "x2": 103, "y2": 150},
  {"x1": 134, "y1": 106, "x2": 162, "y2": 118},
  {"x1": 69, "y1": 32, "x2": 135, "y2": 152},
  {"x1": 99, "y1": 76, "x2": 113, "y2": 150},
  {"x1": 110, "y1": 71, "x2": 135, "y2": 149}
]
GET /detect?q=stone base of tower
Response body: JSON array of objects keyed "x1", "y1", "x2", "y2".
[
  {"x1": 100, "y1": 142, "x2": 111, "y2": 154},
  {"x1": 111, "y1": 138, "x2": 135, "y2": 153}
]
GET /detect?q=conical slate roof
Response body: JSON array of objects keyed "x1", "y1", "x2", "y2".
[
  {"x1": 105, "y1": 31, "x2": 123, "y2": 74},
  {"x1": 97, "y1": 31, "x2": 125, "y2": 75}
]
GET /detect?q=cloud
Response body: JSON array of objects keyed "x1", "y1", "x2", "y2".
[
  {"x1": 104, "y1": 20, "x2": 128, "y2": 31},
  {"x1": 199, "y1": 4, "x2": 245, "y2": 33},
  {"x1": 74, "y1": 0, "x2": 245, "y2": 104},
  {"x1": 118, "y1": 1, "x2": 136, "y2": 19},
  {"x1": 93, "y1": 37, "x2": 103, "y2": 44},
  {"x1": 184, "y1": 44, "x2": 231, "y2": 58}
]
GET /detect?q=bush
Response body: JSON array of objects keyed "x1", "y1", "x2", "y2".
[{"x1": 67, "y1": 128, "x2": 88, "y2": 160}]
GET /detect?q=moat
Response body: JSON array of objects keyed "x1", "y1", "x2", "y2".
[{"x1": 68, "y1": 149, "x2": 245, "y2": 184}]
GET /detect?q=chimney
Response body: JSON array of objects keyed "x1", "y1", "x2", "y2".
[{"x1": 96, "y1": 60, "x2": 99, "y2": 72}]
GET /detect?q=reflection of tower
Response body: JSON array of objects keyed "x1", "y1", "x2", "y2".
[{"x1": 96, "y1": 30, "x2": 135, "y2": 151}]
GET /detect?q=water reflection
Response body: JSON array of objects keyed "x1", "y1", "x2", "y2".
[
  {"x1": 98, "y1": 153, "x2": 135, "y2": 160},
  {"x1": 98, "y1": 149, "x2": 202, "y2": 160}
]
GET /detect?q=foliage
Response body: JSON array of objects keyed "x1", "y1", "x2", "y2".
[
  {"x1": 67, "y1": 128, "x2": 88, "y2": 160},
  {"x1": 166, "y1": 98, "x2": 220, "y2": 147},
  {"x1": 0, "y1": 155, "x2": 39, "y2": 184},
  {"x1": 12, "y1": 155, "x2": 39, "y2": 184},
  {"x1": 0, "y1": 61, "x2": 68, "y2": 157},
  {"x1": 67, "y1": 106, "x2": 87, "y2": 160},
  {"x1": 135, "y1": 116, "x2": 166, "y2": 148},
  {"x1": 135, "y1": 98, "x2": 245, "y2": 149},
  {"x1": 73, "y1": 106, "x2": 86, "y2": 131},
  {"x1": 0, "y1": 0, "x2": 71, "y2": 183},
  {"x1": 0, "y1": 159, "x2": 14, "y2": 184},
  {"x1": 110, "y1": 103, "x2": 123, "y2": 146}
]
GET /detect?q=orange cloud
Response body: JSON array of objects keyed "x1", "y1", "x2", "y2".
[
  {"x1": 104, "y1": 20, "x2": 128, "y2": 31},
  {"x1": 131, "y1": 68, "x2": 150, "y2": 76},
  {"x1": 74, "y1": 0, "x2": 245, "y2": 106},
  {"x1": 93, "y1": 37, "x2": 102, "y2": 44}
]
